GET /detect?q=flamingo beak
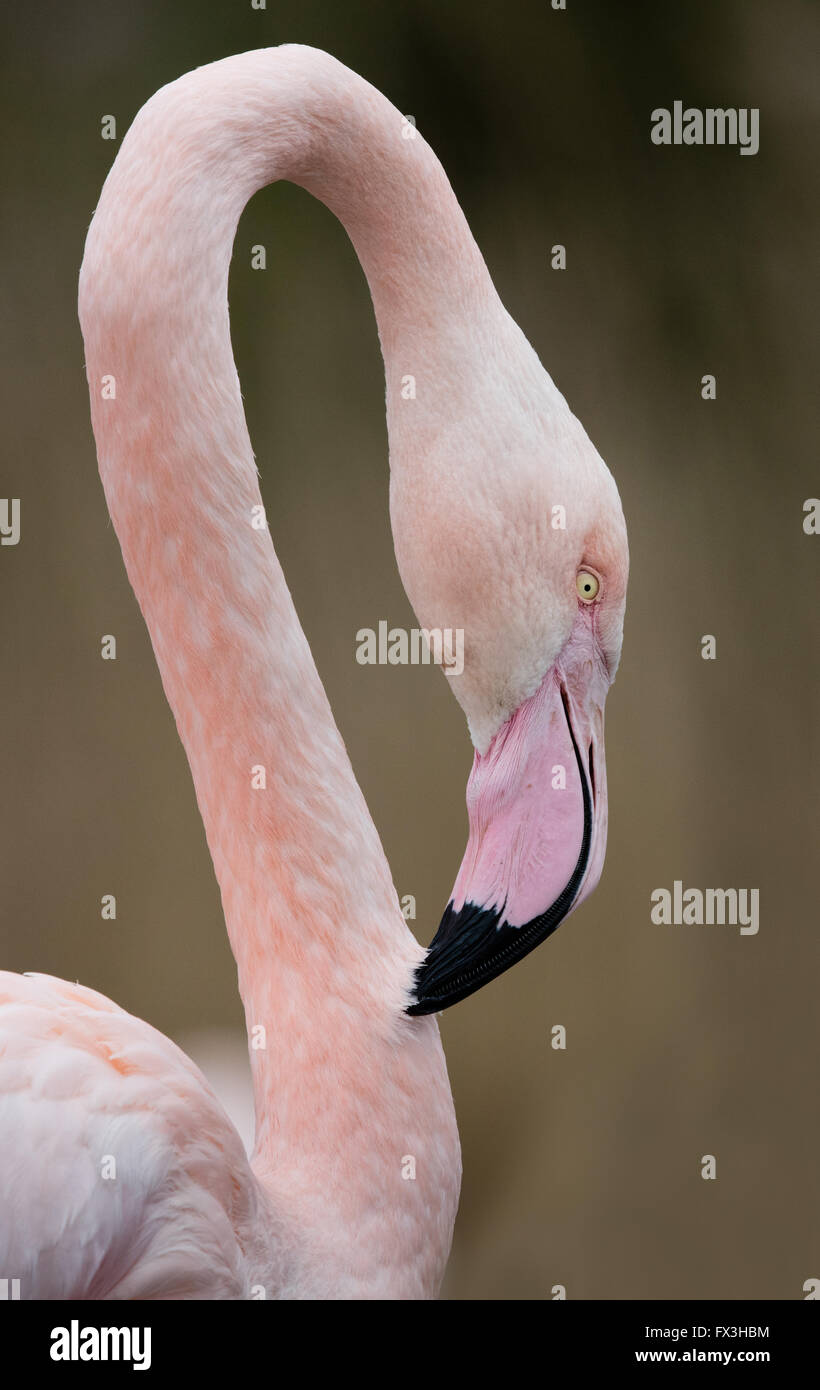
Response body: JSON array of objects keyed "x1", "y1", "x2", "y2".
[{"x1": 407, "y1": 614, "x2": 610, "y2": 1015}]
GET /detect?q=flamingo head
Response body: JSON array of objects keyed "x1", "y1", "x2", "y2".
[{"x1": 391, "y1": 316, "x2": 629, "y2": 1014}]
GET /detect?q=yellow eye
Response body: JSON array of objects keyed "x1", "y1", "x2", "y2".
[{"x1": 576, "y1": 570, "x2": 600, "y2": 602}]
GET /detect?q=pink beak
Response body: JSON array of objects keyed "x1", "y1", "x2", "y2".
[{"x1": 408, "y1": 610, "x2": 609, "y2": 1014}]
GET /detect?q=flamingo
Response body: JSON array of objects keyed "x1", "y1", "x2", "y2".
[{"x1": 0, "y1": 45, "x2": 628, "y2": 1300}]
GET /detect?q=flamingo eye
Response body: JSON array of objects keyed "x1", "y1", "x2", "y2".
[{"x1": 576, "y1": 570, "x2": 600, "y2": 602}]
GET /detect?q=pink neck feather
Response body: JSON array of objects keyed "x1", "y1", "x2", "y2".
[{"x1": 79, "y1": 46, "x2": 462, "y2": 1290}]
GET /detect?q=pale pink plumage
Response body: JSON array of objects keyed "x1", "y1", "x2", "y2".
[{"x1": 0, "y1": 44, "x2": 627, "y2": 1299}]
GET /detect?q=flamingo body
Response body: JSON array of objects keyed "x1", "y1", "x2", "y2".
[
  {"x1": 0, "y1": 973, "x2": 278, "y2": 1299},
  {"x1": 1, "y1": 969, "x2": 456, "y2": 1299}
]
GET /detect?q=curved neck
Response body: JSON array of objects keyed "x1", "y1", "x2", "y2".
[{"x1": 79, "y1": 46, "x2": 463, "y2": 1291}]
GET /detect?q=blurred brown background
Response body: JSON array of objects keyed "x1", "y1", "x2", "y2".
[{"x1": 1, "y1": 0, "x2": 817, "y2": 1299}]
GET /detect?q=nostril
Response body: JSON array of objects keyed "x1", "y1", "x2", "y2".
[{"x1": 588, "y1": 742, "x2": 596, "y2": 804}]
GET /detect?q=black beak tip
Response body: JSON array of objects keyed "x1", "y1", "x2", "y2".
[
  {"x1": 404, "y1": 899, "x2": 514, "y2": 1016},
  {"x1": 405, "y1": 992, "x2": 436, "y2": 1018}
]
